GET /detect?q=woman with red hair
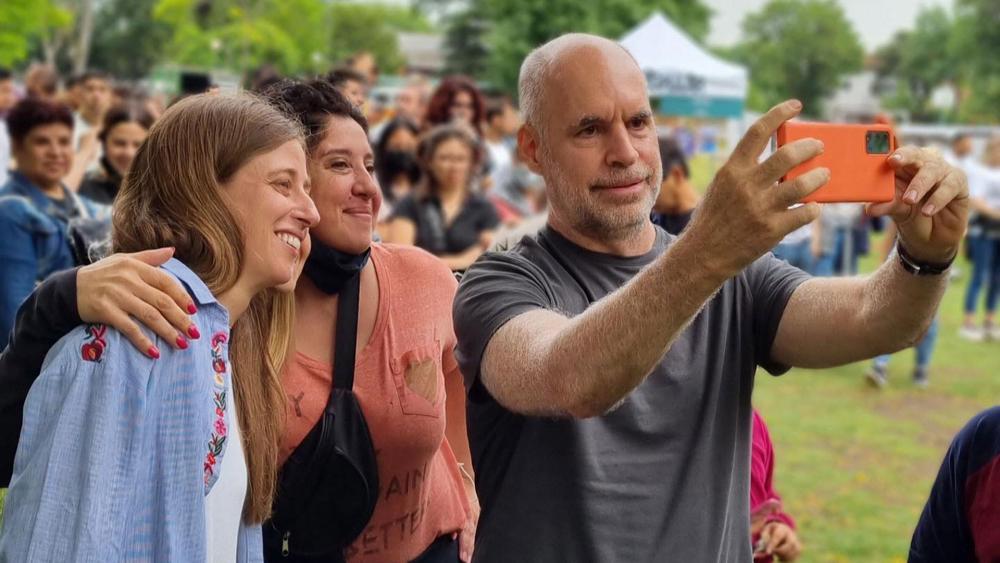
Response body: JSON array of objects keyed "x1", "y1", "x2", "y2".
[{"x1": 425, "y1": 76, "x2": 486, "y2": 136}]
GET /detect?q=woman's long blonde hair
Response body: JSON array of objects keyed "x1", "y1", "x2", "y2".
[{"x1": 113, "y1": 94, "x2": 301, "y2": 523}]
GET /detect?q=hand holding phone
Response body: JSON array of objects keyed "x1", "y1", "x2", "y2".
[{"x1": 776, "y1": 121, "x2": 897, "y2": 203}]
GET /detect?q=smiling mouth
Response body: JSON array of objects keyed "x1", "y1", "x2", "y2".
[
  {"x1": 593, "y1": 178, "x2": 646, "y2": 191},
  {"x1": 277, "y1": 232, "x2": 302, "y2": 251}
]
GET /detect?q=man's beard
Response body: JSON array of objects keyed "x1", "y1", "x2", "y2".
[{"x1": 542, "y1": 146, "x2": 661, "y2": 243}]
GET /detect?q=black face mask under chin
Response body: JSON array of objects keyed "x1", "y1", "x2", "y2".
[{"x1": 302, "y1": 239, "x2": 371, "y2": 295}]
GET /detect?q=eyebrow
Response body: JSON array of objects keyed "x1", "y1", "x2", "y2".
[
  {"x1": 568, "y1": 110, "x2": 653, "y2": 133},
  {"x1": 317, "y1": 148, "x2": 374, "y2": 161},
  {"x1": 268, "y1": 167, "x2": 300, "y2": 178},
  {"x1": 570, "y1": 115, "x2": 606, "y2": 132},
  {"x1": 630, "y1": 110, "x2": 654, "y2": 122}
]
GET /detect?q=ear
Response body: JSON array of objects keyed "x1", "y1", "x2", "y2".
[{"x1": 517, "y1": 124, "x2": 543, "y2": 175}]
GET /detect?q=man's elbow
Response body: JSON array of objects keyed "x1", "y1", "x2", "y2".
[
  {"x1": 553, "y1": 368, "x2": 630, "y2": 419},
  {"x1": 563, "y1": 395, "x2": 623, "y2": 419}
]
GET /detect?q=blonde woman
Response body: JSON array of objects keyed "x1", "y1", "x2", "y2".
[{"x1": 0, "y1": 94, "x2": 319, "y2": 561}]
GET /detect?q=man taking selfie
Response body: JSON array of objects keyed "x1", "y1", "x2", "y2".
[{"x1": 453, "y1": 33, "x2": 968, "y2": 562}]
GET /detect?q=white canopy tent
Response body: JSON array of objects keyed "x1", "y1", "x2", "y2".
[{"x1": 620, "y1": 12, "x2": 748, "y2": 119}]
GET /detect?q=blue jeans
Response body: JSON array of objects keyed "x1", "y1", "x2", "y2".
[
  {"x1": 773, "y1": 239, "x2": 813, "y2": 273},
  {"x1": 813, "y1": 228, "x2": 858, "y2": 277},
  {"x1": 873, "y1": 317, "x2": 940, "y2": 370},
  {"x1": 963, "y1": 235, "x2": 1000, "y2": 314}
]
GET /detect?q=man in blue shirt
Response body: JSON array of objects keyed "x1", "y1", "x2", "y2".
[{"x1": 0, "y1": 97, "x2": 106, "y2": 339}]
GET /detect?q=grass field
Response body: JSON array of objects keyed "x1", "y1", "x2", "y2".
[{"x1": 755, "y1": 240, "x2": 1000, "y2": 562}]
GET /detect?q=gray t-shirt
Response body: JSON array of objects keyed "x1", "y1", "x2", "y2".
[{"x1": 453, "y1": 226, "x2": 809, "y2": 563}]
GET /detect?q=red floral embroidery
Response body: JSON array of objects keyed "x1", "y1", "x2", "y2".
[
  {"x1": 81, "y1": 325, "x2": 108, "y2": 362},
  {"x1": 204, "y1": 331, "x2": 230, "y2": 492}
]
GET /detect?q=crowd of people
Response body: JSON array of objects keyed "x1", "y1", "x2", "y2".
[{"x1": 0, "y1": 33, "x2": 994, "y2": 563}]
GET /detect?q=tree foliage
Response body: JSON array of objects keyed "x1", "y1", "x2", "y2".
[
  {"x1": 953, "y1": 0, "x2": 1000, "y2": 122},
  {"x1": 0, "y1": 0, "x2": 73, "y2": 68},
  {"x1": 445, "y1": 0, "x2": 711, "y2": 95},
  {"x1": 732, "y1": 0, "x2": 864, "y2": 117},
  {"x1": 151, "y1": 0, "x2": 429, "y2": 77},
  {"x1": 874, "y1": 7, "x2": 962, "y2": 122},
  {"x1": 442, "y1": 8, "x2": 490, "y2": 79},
  {"x1": 89, "y1": 0, "x2": 172, "y2": 79},
  {"x1": 327, "y1": 3, "x2": 432, "y2": 75}
]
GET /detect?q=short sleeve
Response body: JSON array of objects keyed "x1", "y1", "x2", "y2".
[
  {"x1": 476, "y1": 196, "x2": 501, "y2": 231},
  {"x1": 744, "y1": 252, "x2": 811, "y2": 375},
  {"x1": 908, "y1": 407, "x2": 1000, "y2": 562},
  {"x1": 390, "y1": 195, "x2": 421, "y2": 224},
  {"x1": 453, "y1": 251, "x2": 553, "y2": 397}
]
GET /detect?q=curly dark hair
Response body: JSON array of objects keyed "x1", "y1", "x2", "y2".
[
  {"x1": 425, "y1": 75, "x2": 485, "y2": 135},
  {"x1": 324, "y1": 67, "x2": 367, "y2": 90},
  {"x1": 260, "y1": 78, "x2": 368, "y2": 153},
  {"x1": 6, "y1": 98, "x2": 74, "y2": 144}
]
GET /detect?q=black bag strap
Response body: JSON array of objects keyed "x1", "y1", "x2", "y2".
[{"x1": 331, "y1": 273, "x2": 361, "y2": 394}]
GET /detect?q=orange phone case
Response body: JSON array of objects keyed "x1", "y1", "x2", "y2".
[{"x1": 776, "y1": 121, "x2": 896, "y2": 203}]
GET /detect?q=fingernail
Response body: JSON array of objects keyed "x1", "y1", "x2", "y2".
[
  {"x1": 923, "y1": 203, "x2": 936, "y2": 215},
  {"x1": 905, "y1": 190, "x2": 917, "y2": 203},
  {"x1": 148, "y1": 346, "x2": 161, "y2": 359},
  {"x1": 176, "y1": 336, "x2": 189, "y2": 350},
  {"x1": 188, "y1": 325, "x2": 201, "y2": 339},
  {"x1": 891, "y1": 153, "x2": 903, "y2": 162},
  {"x1": 187, "y1": 303, "x2": 197, "y2": 314},
  {"x1": 789, "y1": 99, "x2": 802, "y2": 109}
]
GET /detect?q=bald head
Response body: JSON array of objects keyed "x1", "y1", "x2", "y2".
[{"x1": 519, "y1": 34, "x2": 642, "y2": 136}]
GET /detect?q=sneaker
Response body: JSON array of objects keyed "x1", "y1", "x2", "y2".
[
  {"x1": 913, "y1": 368, "x2": 929, "y2": 389},
  {"x1": 959, "y1": 324, "x2": 985, "y2": 342},
  {"x1": 866, "y1": 365, "x2": 888, "y2": 389},
  {"x1": 986, "y1": 323, "x2": 1000, "y2": 341}
]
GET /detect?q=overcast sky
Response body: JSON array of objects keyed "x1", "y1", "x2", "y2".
[{"x1": 704, "y1": 0, "x2": 951, "y2": 51}]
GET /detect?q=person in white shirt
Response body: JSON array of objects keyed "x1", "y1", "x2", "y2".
[
  {"x1": 0, "y1": 68, "x2": 16, "y2": 185},
  {"x1": 960, "y1": 136, "x2": 1000, "y2": 341},
  {"x1": 66, "y1": 71, "x2": 112, "y2": 190}
]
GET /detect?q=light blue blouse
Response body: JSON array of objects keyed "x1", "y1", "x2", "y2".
[{"x1": 0, "y1": 258, "x2": 263, "y2": 562}]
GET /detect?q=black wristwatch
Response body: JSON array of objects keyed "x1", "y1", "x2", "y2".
[{"x1": 896, "y1": 243, "x2": 955, "y2": 276}]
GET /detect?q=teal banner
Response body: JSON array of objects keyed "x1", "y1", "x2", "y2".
[{"x1": 657, "y1": 95, "x2": 744, "y2": 118}]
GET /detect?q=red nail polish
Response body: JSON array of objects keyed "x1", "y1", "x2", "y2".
[
  {"x1": 188, "y1": 325, "x2": 200, "y2": 339},
  {"x1": 148, "y1": 346, "x2": 160, "y2": 359},
  {"x1": 187, "y1": 303, "x2": 197, "y2": 314},
  {"x1": 176, "y1": 336, "x2": 189, "y2": 350}
]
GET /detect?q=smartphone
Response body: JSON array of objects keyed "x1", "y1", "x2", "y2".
[{"x1": 775, "y1": 121, "x2": 897, "y2": 203}]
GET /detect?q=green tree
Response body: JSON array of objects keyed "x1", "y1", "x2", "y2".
[
  {"x1": 732, "y1": 0, "x2": 864, "y2": 117},
  {"x1": 477, "y1": 0, "x2": 712, "y2": 95},
  {"x1": 874, "y1": 7, "x2": 961, "y2": 122},
  {"x1": 327, "y1": 3, "x2": 432, "y2": 75},
  {"x1": 442, "y1": 8, "x2": 490, "y2": 78},
  {"x1": 954, "y1": 0, "x2": 1000, "y2": 122},
  {"x1": 88, "y1": 0, "x2": 172, "y2": 79},
  {"x1": 153, "y1": 0, "x2": 329, "y2": 76},
  {"x1": 0, "y1": 0, "x2": 73, "y2": 68}
]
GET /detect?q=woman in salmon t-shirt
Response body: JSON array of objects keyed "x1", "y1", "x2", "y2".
[
  {"x1": 264, "y1": 79, "x2": 477, "y2": 563},
  {"x1": 0, "y1": 79, "x2": 478, "y2": 563}
]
